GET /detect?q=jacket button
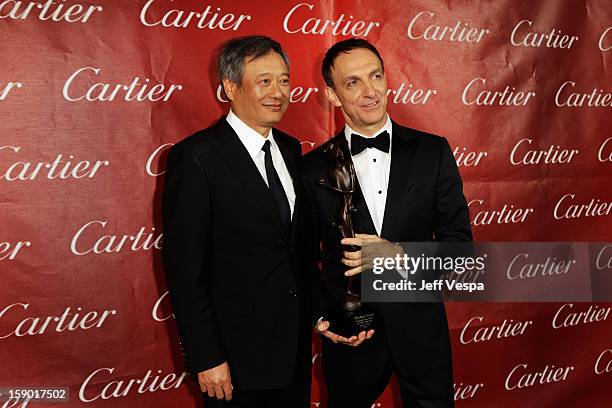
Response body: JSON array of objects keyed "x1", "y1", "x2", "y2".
[{"x1": 288, "y1": 288, "x2": 298, "y2": 298}]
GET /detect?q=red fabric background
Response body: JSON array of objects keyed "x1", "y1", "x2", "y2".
[{"x1": 1, "y1": 1, "x2": 611, "y2": 406}]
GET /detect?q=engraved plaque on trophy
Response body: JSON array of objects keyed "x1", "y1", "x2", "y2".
[{"x1": 317, "y1": 138, "x2": 377, "y2": 337}]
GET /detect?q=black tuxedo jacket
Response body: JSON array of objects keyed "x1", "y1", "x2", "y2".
[
  {"x1": 161, "y1": 117, "x2": 313, "y2": 390},
  {"x1": 302, "y1": 121, "x2": 472, "y2": 377}
]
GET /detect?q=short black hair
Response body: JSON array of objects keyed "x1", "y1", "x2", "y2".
[
  {"x1": 218, "y1": 35, "x2": 289, "y2": 86},
  {"x1": 322, "y1": 38, "x2": 384, "y2": 89}
]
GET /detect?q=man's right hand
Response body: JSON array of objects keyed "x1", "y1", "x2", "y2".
[
  {"x1": 197, "y1": 362, "x2": 233, "y2": 401},
  {"x1": 315, "y1": 320, "x2": 374, "y2": 347}
]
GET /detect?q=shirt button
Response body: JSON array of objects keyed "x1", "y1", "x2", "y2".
[
  {"x1": 373, "y1": 158, "x2": 377, "y2": 162},
  {"x1": 378, "y1": 190, "x2": 382, "y2": 194}
]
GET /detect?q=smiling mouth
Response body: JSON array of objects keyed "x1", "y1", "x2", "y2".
[
  {"x1": 361, "y1": 100, "x2": 380, "y2": 110},
  {"x1": 263, "y1": 104, "x2": 282, "y2": 111}
]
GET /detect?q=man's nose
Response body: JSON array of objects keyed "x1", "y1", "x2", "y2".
[
  {"x1": 269, "y1": 81, "x2": 283, "y2": 99},
  {"x1": 363, "y1": 81, "x2": 376, "y2": 98}
]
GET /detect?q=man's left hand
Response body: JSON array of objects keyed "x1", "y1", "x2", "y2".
[{"x1": 341, "y1": 234, "x2": 404, "y2": 276}]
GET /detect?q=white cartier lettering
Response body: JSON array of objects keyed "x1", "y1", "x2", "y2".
[
  {"x1": 453, "y1": 382, "x2": 484, "y2": 400},
  {"x1": 469, "y1": 199, "x2": 533, "y2": 226},
  {"x1": 1, "y1": 396, "x2": 28, "y2": 408},
  {"x1": 301, "y1": 141, "x2": 316, "y2": 149},
  {"x1": 63, "y1": 67, "x2": 182, "y2": 102},
  {"x1": 599, "y1": 26, "x2": 611, "y2": 52},
  {"x1": 151, "y1": 291, "x2": 174, "y2": 322},
  {"x1": 510, "y1": 20, "x2": 578, "y2": 49},
  {"x1": 507, "y1": 253, "x2": 575, "y2": 280},
  {"x1": 553, "y1": 194, "x2": 612, "y2": 220},
  {"x1": 554, "y1": 81, "x2": 612, "y2": 107},
  {"x1": 552, "y1": 303, "x2": 611, "y2": 329},
  {"x1": 140, "y1": 0, "x2": 250, "y2": 30},
  {"x1": 594, "y1": 349, "x2": 612, "y2": 375},
  {"x1": 79, "y1": 367, "x2": 187, "y2": 402},
  {"x1": 388, "y1": 83, "x2": 436, "y2": 105},
  {"x1": 504, "y1": 363, "x2": 574, "y2": 390},
  {"x1": 453, "y1": 146, "x2": 487, "y2": 167},
  {"x1": 70, "y1": 220, "x2": 163, "y2": 256},
  {"x1": 0, "y1": 302, "x2": 116, "y2": 339},
  {"x1": 0, "y1": 240, "x2": 31, "y2": 261},
  {"x1": 460, "y1": 316, "x2": 532, "y2": 344},
  {"x1": 0, "y1": 81, "x2": 22, "y2": 100},
  {"x1": 598, "y1": 137, "x2": 612, "y2": 162},
  {"x1": 146, "y1": 143, "x2": 173, "y2": 177},
  {"x1": 407, "y1": 11, "x2": 489, "y2": 43},
  {"x1": 283, "y1": 3, "x2": 379, "y2": 36},
  {"x1": 0, "y1": 0, "x2": 102, "y2": 22},
  {"x1": 510, "y1": 138, "x2": 578, "y2": 165},
  {"x1": 0, "y1": 145, "x2": 109, "y2": 181},
  {"x1": 595, "y1": 245, "x2": 612, "y2": 270},
  {"x1": 289, "y1": 86, "x2": 318, "y2": 103},
  {"x1": 462, "y1": 78, "x2": 536, "y2": 106}
]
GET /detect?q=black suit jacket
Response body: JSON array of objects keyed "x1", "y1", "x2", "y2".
[
  {"x1": 161, "y1": 117, "x2": 313, "y2": 390},
  {"x1": 302, "y1": 121, "x2": 472, "y2": 377}
]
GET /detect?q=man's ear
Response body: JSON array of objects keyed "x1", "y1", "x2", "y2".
[
  {"x1": 325, "y1": 86, "x2": 342, "y2": 107},
  {"x1": 222, "y1": 79, "x2": 238, "y2": 101}
]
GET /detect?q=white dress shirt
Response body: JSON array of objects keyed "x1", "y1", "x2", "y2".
[
  {"x1": 344, "y1": 115, "x2": 393, "y2": 235},
  {"x1": 226, "y1": 109, "x2": 296, "y2": 218}
]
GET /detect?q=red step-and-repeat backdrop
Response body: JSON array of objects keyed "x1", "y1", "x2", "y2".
[{"x1": 1, "y1": 0, "x2": 611, "y2": 407}]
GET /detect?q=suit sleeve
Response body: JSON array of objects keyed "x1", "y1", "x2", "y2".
[
  {"x1": 308, "y1": 187, "x2": 327, "y2": 325},
  {"x1": 161, "y1": 144, "x2": 225, "y2": 374},
  {"x1": 434, "y1": 137, "x2": 473, "y2": 243},
  {"x1": 299, "y1": 153, "x2": 328, "y2": 325}
]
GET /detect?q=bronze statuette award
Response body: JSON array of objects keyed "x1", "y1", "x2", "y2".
[{"x1": 318, "y1": 138, "x2": 377, "y2": 337}]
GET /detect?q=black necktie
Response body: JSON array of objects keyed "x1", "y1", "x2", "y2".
[
  {"x1": 350, "y1": 130, "x2": 390, "y2": 155},
  {"x1": 262, "y1": 140, "x2": 291, "y2": 229}
]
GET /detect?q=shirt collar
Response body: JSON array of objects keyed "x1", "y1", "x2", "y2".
[
  {"x1": 226, "y1": 109, "x2": 274, "y2": 159},
  {"x1": 344, "y1": 114, "x2": 393, "y2": 151}
]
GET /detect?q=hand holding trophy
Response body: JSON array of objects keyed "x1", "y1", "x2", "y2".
[{"x1": 316, "y1": 137, "x2": 377, "y2": 342}]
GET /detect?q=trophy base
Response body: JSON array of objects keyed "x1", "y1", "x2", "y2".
[{"x1": 329, "y1": 306, "x2": 377, "y2": 338}]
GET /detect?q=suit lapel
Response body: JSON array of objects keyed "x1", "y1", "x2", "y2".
[
  {"x1": 274, "y1": 132, "x2": 300, "y2": 244},
  {"x1": 353, "y1": 178, "x2": 377, "y2": 236},
  {"x1": 380, "y1": 121, "x2": 418, "y2": 239},
  {"x1": 212, "y1": 118, "x2": 288, "y2": 237},
  {"x1": 323, "y1": 132, "x2": 377, "y2": 236}
]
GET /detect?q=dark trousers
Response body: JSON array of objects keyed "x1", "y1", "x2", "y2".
[
  {"x1": 323, "y1": 331, "x2": 454, "y2": 408},
  {"x1": 204, "y1": 333, "x2": 311, "y2": 408},
  {"x1": 203, "y1": 361, "x2": 310, "y2": 408}
]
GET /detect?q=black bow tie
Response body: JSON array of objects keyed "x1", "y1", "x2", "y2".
[{"x1": 350, "y1": 131, "x2": 390, "y2": 155}]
